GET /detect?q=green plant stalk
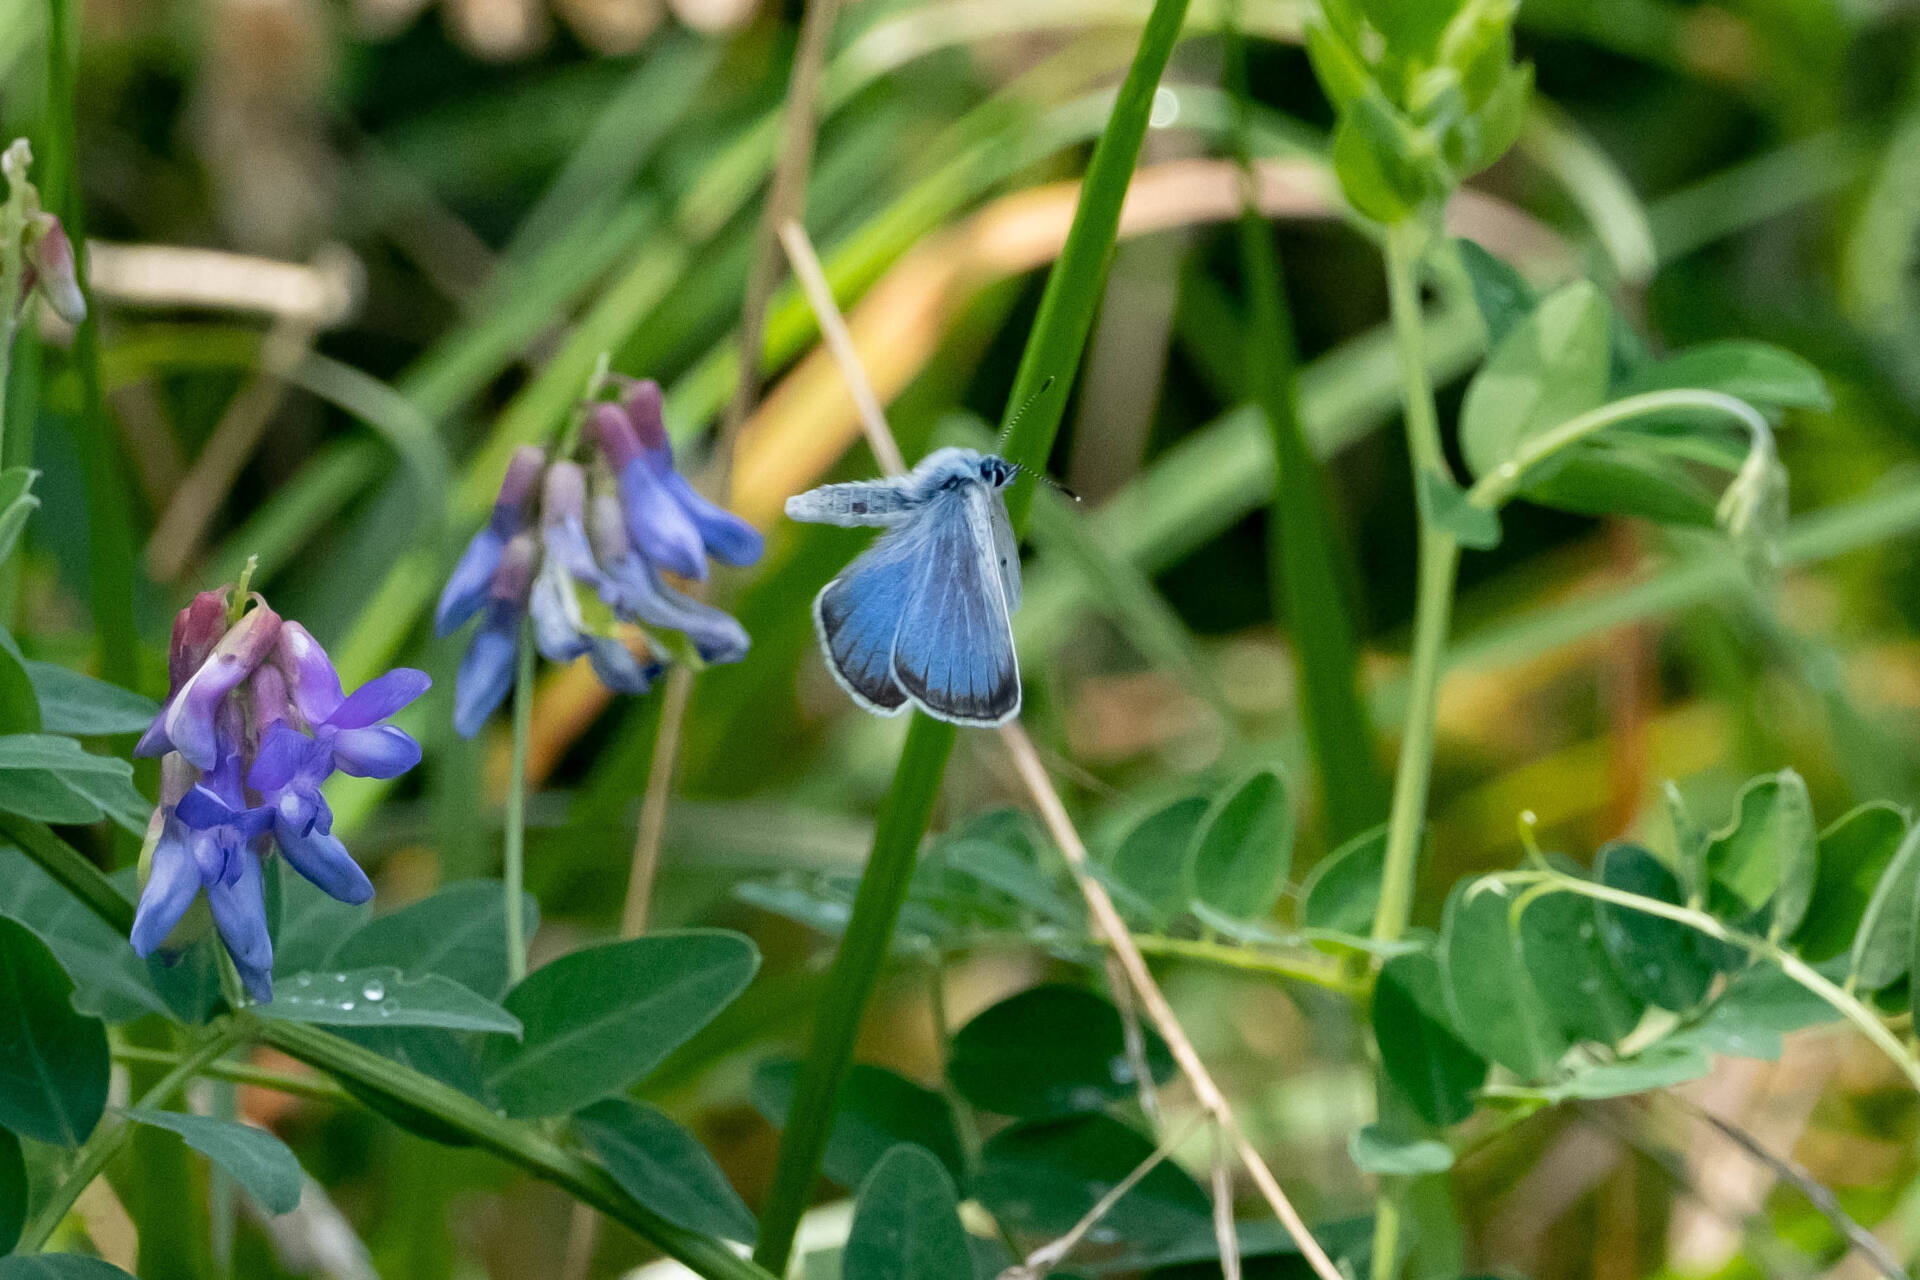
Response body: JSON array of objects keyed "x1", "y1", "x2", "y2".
[
  {"x1": 1372, "y1": 221, "x2": 1458, "y2": 947},
  {"x1": 751, "y1": 0, "x2": 1189, "y2": 1266},
  {"x1": 1225, "y1": 5, "x2": 1384, "y2": 841},
  {"x1": 505, "y1": 626, "x2": 535, "y2": 986},
  {"x1": 7, "y1": 822, "x2": 775, "y2": 1280},
  {"x1": 751, "y1": 714, "x2": 956, "y2": 1271},
  {"x1": 44, "y1": 0, "x2": 138, "y2": 688},
  {"x1": 0, "y1": 813, "x2": 135, "y2": 932},
  {"x1": 252, "y1": 1018, "x2": 780, "y2": 1280},
  {"x1": 110, "y1": 1043, "x2": 352, "y2": 1104},
  {"x1": 1368, "y1": 220, "x2": 1461, "y2": 1280},
  {"x1": 20, "y1": 1021, "x2": 244, "y2": 1252}
]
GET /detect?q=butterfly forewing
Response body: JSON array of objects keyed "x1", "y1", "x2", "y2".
[{"x1": 890, "y1": 480, "x2": 1020, "y2": 726}]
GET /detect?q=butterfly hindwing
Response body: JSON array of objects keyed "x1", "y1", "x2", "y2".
[
  {"x1": 785, "y1": 478, "x2": 920, "y2": 528},
  {"x1": 890, "y1": 480, "x2": 1020, "y2": 726},
  {"x1": 813, "y1": 526, "x2": 922, "y2": 715}
]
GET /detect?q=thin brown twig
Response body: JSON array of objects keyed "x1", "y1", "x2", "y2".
[
  {"x1": 777, "y1": 218, "x2": 1344, "y2": 1280},
  {"x1": 620, "y1": 662, "x2": 696, "y2": 937}
]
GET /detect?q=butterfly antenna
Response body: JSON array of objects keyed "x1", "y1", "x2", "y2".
[
  {"x1": 1009, "y1": 462, "x2": 1082, "y2": 503},
  {"x1": 995, "y1": 376, "x2": 1057, "y2": 454}
]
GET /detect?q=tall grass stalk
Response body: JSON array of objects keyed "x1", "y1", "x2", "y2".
[{"x1": 751, "y1": 0, "x2": 1193, "y2": 1264}]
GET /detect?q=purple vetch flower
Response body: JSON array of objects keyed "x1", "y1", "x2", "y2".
[
  {"x1": 453, "y1": 531, "x2": 538, "y2": 738},
  {"x1": 130, "y1": 584, "x2": 429, "y2": 1002},
  {"x1": 133, "y1": 751, "x2": 277, "y2": 1002},
  {"x1": 23, "y1": 213, "x2": 85, "y2": 327},
  {"x1": 587, "y1": 493, "x2": 749, "y2": 665},
  {"x1": 436, "y1": 445, "x2": 545, "y2": 637},
  {"x1": 593, "y1": 380, "x2": 765, "y2": 575},
  {"x1": 440, "y1": 375, "x2": 760, "y2": 735},
  {"x1": 136, "y1": 596, "x2": 282, "y2": 769}
]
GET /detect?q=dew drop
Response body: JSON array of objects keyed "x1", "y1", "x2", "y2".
[
  {"x1": 378, "y1": 1005, "x2": 394, "y2": 1018},
  {"x1": 339, "y1": 999, "x2": 356, "y2": 1012},
  {"x1": 361, "y1": 979, "x2": 386, "y2": 1003},
  {"x1": 293, "y1": 974, "x2": 312, "y2": 988},
  {"x1": 333, "y1": 973, "x2": 348, "y2": 984}
]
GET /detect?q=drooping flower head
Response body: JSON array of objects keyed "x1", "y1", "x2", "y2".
[
  {"x1": 437, "y1": 376, "x2": 759, "y2": 737},
  {"x1": 131, "y1": 586, "x2": 429, "y2": 1001}
]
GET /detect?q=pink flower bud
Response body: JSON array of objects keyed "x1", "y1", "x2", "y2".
[
  {"x1": 168, "y1": 590, "x2": 233, "y2": 694},
  {"x1": 25, "y1": 215, "x2": 85, "y2": 326}
]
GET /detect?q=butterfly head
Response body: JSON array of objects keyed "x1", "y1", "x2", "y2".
[{"x1": 977, "y1": 455, "x2": 1017, "y2": 489}]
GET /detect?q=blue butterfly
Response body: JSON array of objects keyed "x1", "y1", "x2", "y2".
[{"x1": 787, "y1": 447, "x2": 1022, "y2": 727}]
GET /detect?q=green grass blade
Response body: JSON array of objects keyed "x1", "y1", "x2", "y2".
[
  {"x1": 1225, "y1": 3, "x2": 1384, "y2": 841},
  {"x1": 44, "y1": 0, "x2": 139, "y2": 687}
]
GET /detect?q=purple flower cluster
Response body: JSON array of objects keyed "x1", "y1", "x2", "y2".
[
  {"x1": 131, "y1": 589, "x2": 429, "y2": 1001},
  {"x1": 437, "y1": 379, "x2": 760, "y2": 737}
]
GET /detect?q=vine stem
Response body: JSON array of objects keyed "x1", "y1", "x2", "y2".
[
  {"x1": 504, "y1": 623, "x2": 535, "y2": 986},
  {"x1": 1466, "y1": 388, "x2": 1774, "y2": 511},
  {"x1": 1495, "y1": 871, "x2": 1920, "y2": 1093},
  {"x1": 20, "y1": 1021, "x2": 245, "y2": 1252},
  {"x1": 778, "y1": 219, "x2": 1341, "y2": 1280},
  {"x1": 1368, "y1": 219, "x2": 1459, "y2": 1280},
  {"x1": 1372, "y1": 219, "x2": 1458, "y2": 949}
]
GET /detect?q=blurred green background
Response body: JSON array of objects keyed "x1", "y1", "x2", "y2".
[{"x1": 7, "y1": 0, "x2": 1920, "y2": 1274}]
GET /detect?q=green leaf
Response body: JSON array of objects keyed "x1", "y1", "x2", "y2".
[
  {"x1": 123, "y1": 1107, "x2": 304, "y2": 1214},
  {"x1": 1595, "y1": 843, "x2": 1719, "y2": 1011},
  {"x1": 258, "y1": 969, "x2": 521, "y2": 1034},
  {"x1": 1302, "y1": 824, "x2": 1388, "y2": 932},
  {"x1": 843, "y1": 1145, "x2": 970, "y2": 1280},
  {"x1": 271, "y1": 865, "x2": 373, "y2": 978},
  {"x1": 0, "y1": 916, "x2": 109, "y2": 1145},
  {"x1": 1348, "y1": 1123, "x2": 1454, "y2": 1175},
  {"x1": 0, "y1": 734, "x2": 148, "y2": 832},
  {"x1": 574, "y1": 1098, "x2": 757, "y2": 1244},
  {"x1": 752, "y1": 1060, "x2": 965, "y2": 1188},
  {"x1": 0, "y1": 1128, "x2": 23, "y2": 1253},
  {"x1": 1547, "y1": 1045, "x2": 1713, "y2": 1100},
  {"x1": 1417, "y1": 470, "x2": 1501, "y2": 548},
  {"x1": 973, "y1": 1114, "x2": 1210, "y2": 1253},
  {"x1": 0, "y1": 468, "x2": 40, "y2": 566},
  {"x1": 333, "y1": 881, "x2": 539, "y2": 1000},
  {"x1": 0, "y1": 850, "x2": 171, "y2": 1023},
  {"x1": 1849, "y1": 819, "x2": 1920, "y2": 990},
  {"x1": 1795, "y1": 803, "x2": 1906, "y2": 963},
  {"x1": 1518, "y1": 444, "x2": 1718, "y2": 527},
  {"x1": 1455, "y1": 238, "x2": 1534, "y2": 349},
  {"x1": 1441, "y1": 883, "x2": 1568, "y2": 1079},
  {"x1": 1187, "y1": 766, "x2": 1294, "y2": 919},
  {"x1": 0, "y1": 1258, "x2": 139, "y2": 1280},
  {"x1": 948, "y1": 985, "x2": 1172, "y2": 1119},
  {"x1": 23, "y1": 663, "x2": 159, "y2": 736},
  {"x1": 1459, "y1": 280, "x2": 1612, "y2": 479},
  {"x1": 1106, "y1": 795, "x2": 1209, "y2": 927},
  {"x1": 1672, "y1": 968, "x2": 1837, "y2": 1062},
  {"x1": 0, "y1": 625, "x2": 41, "y2": 734},
  {"x1": 1330, "y1": 92, "x2": 1428, "y2": 224},
  {"x1": 1356, "y1": 0, "x2": 1452, "y2": 55},
  {"x1": 482, "y1": 931, "x2": 757, "y2": 1117},
  {"x1": 1372, "y1": 952, "x2": 1485, "y2": 1127},
  {"x1": 1706, "y1": 769, "x2": 1818, "y2": 934},
  {"x1": 1616, "y1": 340, "x2": 1831, "y2": 412},
  {"x1": 1517, "y1": 866, "x2": 1645, "y2": 1046}
]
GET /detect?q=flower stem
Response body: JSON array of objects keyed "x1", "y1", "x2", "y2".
[
  {"x1": 1373, "y1": 221, "x2": 1459, "y2": 948},
  {"x1": 504, "y1": 623, "x2": 535, "y2": 986},
  {"x1": 20, "y1": 1021, "x2": 245, "y2": 1252}
]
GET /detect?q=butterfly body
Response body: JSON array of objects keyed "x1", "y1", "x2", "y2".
[{"x1": 787, "y1": 447, "x2": 1022, "y2": 727}]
